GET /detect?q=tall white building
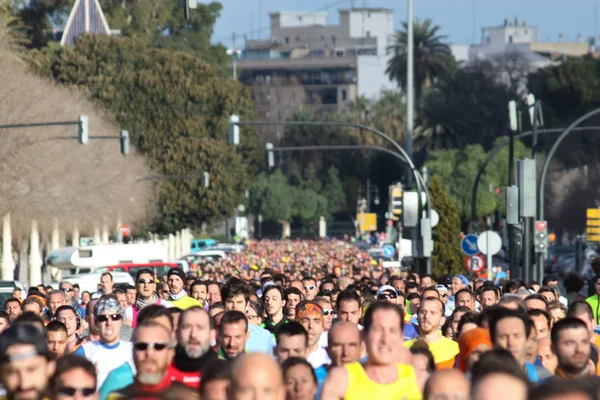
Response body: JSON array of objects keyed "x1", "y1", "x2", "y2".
[{"x1": 236, "y1": 8, "x2": 398, "y2": 111}]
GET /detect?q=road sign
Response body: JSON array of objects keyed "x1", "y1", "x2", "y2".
[
  {"x1": 477, "y1": 231, "x2": 502, "y2": 255},
  {"x1": 587, "y1": 209, "x2": 600, "y2": 242},
  {"x1": 460, "y1": 234, "x2": 479, "y2": 256},
  {"x1": 466, "y1": 254, "x2": 485, "y2": 273},
  {"x1": 357, "y1": 213, "x2": 377, "y2": 232},
  {"x1": 382, "y1": 245, "x2": 395, "y2": 258},
  {"x1": 422, "y1": 209, "x2": 440, "y2": 228},
  {"x1": 118, "y1": 224, "x2": 131, "y2": 237},
  {"x1": 382, "y1": 261, "x2": 400, "y2": 269}
]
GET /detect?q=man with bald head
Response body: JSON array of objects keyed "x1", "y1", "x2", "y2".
[
  {"x1": 424, "y1": 369, "x2": 470, "y2": 399},
  {"x1": 227, "y1": 353, "x2": 286, "y2": 400},
  {"x1": 315, "y1": 322, "x2": 362, "y2": 398}
]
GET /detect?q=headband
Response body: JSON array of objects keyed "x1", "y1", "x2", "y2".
[
  {"x1": 296, "y1": 303, "x2": 323, "y2": 322},
  {"x1": 94, "y1": 297, "x2": 122, "y2": 317},
  {"x1": 456, "y1": 275, "x2": 470, "y2": 286}
]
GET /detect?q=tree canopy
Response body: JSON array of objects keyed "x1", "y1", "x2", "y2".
[{"x1": 32, "y1": 34, "x2": 260, "y2": 233}]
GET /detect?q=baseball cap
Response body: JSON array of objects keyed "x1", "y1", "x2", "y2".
[
  {"x1": 0, "y1": 324, "x2": 49, "y2": 363},
  {"x1": 376, "y1": 285, "x2": 398, "y2": 297}
]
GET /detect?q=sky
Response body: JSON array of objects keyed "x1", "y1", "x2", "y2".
[{"x1": 211, "y1": 0, "x2": 600, "y2": 46}]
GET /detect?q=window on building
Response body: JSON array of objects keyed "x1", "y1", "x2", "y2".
[
  {"x1": 296, "y1": 35, "x2": 300, "y2": 41},
  {"x1": 331, "y1": 35, "x2": 336, "y2": 43},
  {"x1": 366, "y1": 31, "x2": 371, "y2": 38},
  {"x1": 285, "y1": 36, "x2": 289, "y2": 44},
  {"x1": 336, "y1": 50, "x2": 344, "y2": 57},
  {"x1": 508, "y1": 35, "x2": 513, "y2": 43},
  {"x1": 298, "y1": 16, "x2": 303, "y2": 22},
  {"x1": 341, "y1": 89, "x2": 347, "y2": 101}
]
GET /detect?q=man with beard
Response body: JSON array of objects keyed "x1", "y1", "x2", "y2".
[
  {"x1": 166, "y1": 267, "x2": 200, "y2": 310},
  {"x1": 4, "y1": 298, "x2": 22, "y2": 323},
  {"x1": 261, "y1": 285, "x2": 289, "y2": 336},
  {"x1": 107, "y1": 321, "x2": 195, "y2": 399},
  {"x1": 131, "y1": 269, "x2": 172, "y2": 328},
  {"x1": 217, "y1": 311, "x2": 249, "y2": 361},
  {"x1": 169, "y1": 306, "x2": 219, "y2": 389},
  {"x1": 551, "y1": 318, "x2": 595, "y2": 379},
  {"x1": 74, "y1": 295, "x2": 133, "y2": 389},
  {"x1": 404, "y1": 297, "x2": 459, "y2": 369},
  {"x1": 0, "y1": 324, "x2": 56, "y2": 400}
]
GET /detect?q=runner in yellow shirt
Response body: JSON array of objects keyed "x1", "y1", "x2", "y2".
[
  {"x1": 405, "y1": 297, "x2": 459, "y2": 369},
  {"x1": 320, "y1": 302, "x2": 422, "y2": 400}
]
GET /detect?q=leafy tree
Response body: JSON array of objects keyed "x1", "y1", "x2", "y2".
[
  {"x1": 32, "y1": 35, "x2": 260, "y2": 232},
  {"x1": 429, "y1": 176, "x2": 465, "y2": 277},
  {"x1": 386, "y1": 18, "x2": 453, "y2": 101},
  {"x1": 249, "y1": 170, "x2": 293, "y2": 222},
  {"x1": 323, "y1": 166, "x2": 346, "y2": 216},
  {"x1": 99, "y1": 0, "x2": 229, "y2": 75},
  {"x1": 415, "y1": 60, "x2": 510, "y2": 152},
  {"x1": 369, "y1": 89, "x2": 406, "y2": 146},
  {"x1": 424, "y1": 139, "x2": 530, "y2": 225}
]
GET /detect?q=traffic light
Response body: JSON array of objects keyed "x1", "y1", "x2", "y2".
[
  {"x1": 229, "y1": 114, "x2": 240, "y2": 146},
  {"x1": 534, "y1": 220, "x2": 548, "y2": 253},
  {"x1": 513, "y1": 229, "x2": 523, "y2": 251},
  {"x1": 390, "y1": 185, "x2": 403, "y2": 218},
  {"x1": 120, "y1": 130, "x2": 130, "y2": 157},
  {"x1": 265, "y1": 143, "x2": 274, "y2": 169},
  {"x1": 78, "y1": 115, "x2": 88, "y2": 144}
]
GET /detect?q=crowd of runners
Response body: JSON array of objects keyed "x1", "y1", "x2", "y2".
[{"x1": 0, "y1": 239, "x2": 599, "y2": 399}]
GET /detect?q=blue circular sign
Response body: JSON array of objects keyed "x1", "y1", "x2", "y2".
[
  {"x1": 461, "y1": 234, "x2": 480, "y2": 256},
  {"x1": 382, "y1": 245, "x2": 395, "y2": 258}
]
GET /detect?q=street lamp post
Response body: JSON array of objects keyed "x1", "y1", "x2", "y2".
[{"x1": 227, "y1": 48, "x2": 242, "y2": 80}]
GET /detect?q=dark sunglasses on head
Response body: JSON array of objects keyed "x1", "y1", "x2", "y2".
[
  {"x1": 57, "y1": 387, "x2": 95, "y2": 397},
  {"x1": 60, "y1": 287, "x2": 74, "y2": 292},
  {"x1": 137, "y1": 278, "x2": 155, "y2": 285},
  {"x1": 377, "y1": 292, "x2": 398, "y2": 301},
  {"x1": 134, "y1": 342, "x2": 169, "y2": 351},
  {"x1": 96, "y1": 314, "x2": 122, "y2": 323}
]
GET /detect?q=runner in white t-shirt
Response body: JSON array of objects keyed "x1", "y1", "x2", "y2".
[{"x1": 74, "y1": 294, "x2": 134, "y2": 389}]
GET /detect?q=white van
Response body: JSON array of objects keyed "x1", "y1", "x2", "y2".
[
  {"x1": 180, "y1": 249, "x2": 227, "y2": 264},
  {"x1": 58, "y1": 272, "x2": 135, "y2": 294},
  {"x1": 46, "y1": 243, "x2": 166, "y2": 274}
]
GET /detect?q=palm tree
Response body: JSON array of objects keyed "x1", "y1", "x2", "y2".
[{"x1": 386, "y1": 18, "x2": 453, "y2": 101}]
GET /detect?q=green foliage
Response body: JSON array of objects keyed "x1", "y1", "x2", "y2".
[
  {"x1": 99, "y1": 0, "x2": 229, "y2": 75},
  {"x1": 249, "y1": 170, "x2": 293, "y2": 222},
  {"x1": 249, "y1": 165, "x2": 346, "y2": 225},
  {"x1": 386, "y1": 18, "x2": 453, "y2": 100},
  {"x1": 425, "y1": 138, "x2": 530, "y2": 223},
  {"x1": 415, "y1": 60, "x2": 510, "y2": 152},
  {"x1": 429, "y1": 176, "x2": 465, "y2": 277},
  {"x1": 33, "y1": 34, "x2": 260, "y2": 232}
]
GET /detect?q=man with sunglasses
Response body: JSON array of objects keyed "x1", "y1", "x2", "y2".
[
  {"x1": 59, "y1": 281, "x2": 86, "y2": 320},
  {"x1": 74, "y1": 295, "x2": 134, "y2": 389},
  {"x1": 376, "y1": 285, "x2": 400, "y2": 305},
  {"x1": 302, "y1": 276, "x2": 318, "y2": 301},
  {"x1": 132, "y1": 269, "x2": 172, "y2": 328},
  {"x1": 107, "y1": 321, "x2": 194, "y2": 399},
  {"x1": 51, "y1": 354, "x2": 98, "y2": 400}
]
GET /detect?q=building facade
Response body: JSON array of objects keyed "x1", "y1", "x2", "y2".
[{"x1": 236, "y1": 8, "x2": 397, "y2": 113}]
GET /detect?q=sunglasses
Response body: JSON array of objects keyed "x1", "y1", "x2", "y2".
[
  {"x1": 57, "y1": 387, "x2": 95, "y2": 397},
  {"x1": 322, "y1": 310, "x2": 335, "y2": 316},
  {"x1": 137, "y1": 279, "x2": 155, "y2": 285},
  {"x1": 304, "y1": 285, "x2": 315, "y2": 291},
  {"x1": 377, "y1": 293, "x2": 398, "y2": 301},
  {"x1": 161, "y1": 290, "x2": 169, "y2": 294},
  {"x1": 134, "y1": 342, "x2": 169, "y2": 351},
  {"x1": 60, "y1": 287, "x2": 74, "y2": 292},
  {"x1": 96, "y1": 314, "x2": 122, "y2": 323}
]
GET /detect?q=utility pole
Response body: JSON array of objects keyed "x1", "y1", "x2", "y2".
[
  {"x1": 227, "y1": 33, "x2": 241, "y2": 80},
  {"x1": 406, "y1": 0, "x2": 414, "y2": 183}
]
